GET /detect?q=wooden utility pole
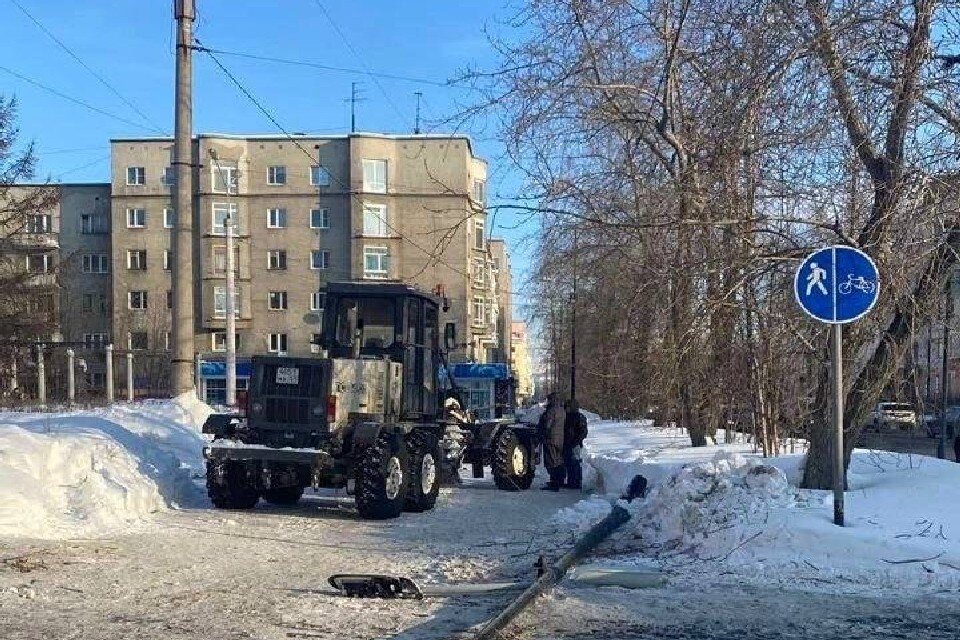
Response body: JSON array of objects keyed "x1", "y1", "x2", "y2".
[{"x1": 171, "y1": 0, "x2": 196, "y2": 396}]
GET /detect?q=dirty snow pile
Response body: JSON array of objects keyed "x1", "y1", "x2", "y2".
[
  {"x1": 556, "y1": 420, "x2": 960, "y2": 594},
  {"x1": 0, "y1": 395, "x2": 211, "y2": 539}
]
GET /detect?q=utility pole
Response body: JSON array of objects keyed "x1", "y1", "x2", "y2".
[
  {"x1": 209, "y1": 150, "x2": 236, "y2": 406},
  {"x1": 171, "y1": 0, "x2": 196, "y2": 396},
  {"x1": 414, "y1": 92, "x2": 422, "y2": 134},
  {"x1": 939, "y1": 276, "x2": 952, "y2": 459}
]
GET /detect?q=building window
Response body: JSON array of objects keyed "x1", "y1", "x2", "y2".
[
  {"x1": 212, "y1": 162, "x2": 239, "y2": 194},
  {"x1": 211, "y1": 202, "x2": 237, "y2": 235},
  {"x1": 473, "y1": 258, "x2": 485, "y2": 286},
  {"x1": 310, "y1": 291, "x2": 326, "y2": 312},
  {"x1": 268, "y1": 333, "x2": 288, "y2": 354},
  {"x1": 213, "y1": 286, "x2": 240, "y2": 317},
  {"x1": 163, "y1": 208, "x2": 175, "y2": 228},
  {"x1": 80, "y1": 214, "x2": 108, "y2": 234},
  {"x1": 126, "y1": 166, "x2": 145, "y2": 185},
  {"x1": 165, "y1": 332, "x2": 171, "y2": 351},
  {"x1": 126, "y1": 249, "x2": 147, "y2": 271},
  {"x1": 82, "y1": 294, "x2": 94, "y2": 312},
  {"x1": 82, "y1": 253, "x2": 110, "y2": 274},
  {"x1": 473, "y1": 296, "x2": 485, "y2": 326},
  {"x1": 362, "y1": 159, "x2": 387, "y2": 193},
  {"x1": 474, "y1": 219, "x2": 485, "y2": 250},
  {"x1": 212, "y1": 246, "x2": 240, "y2": 274},
  {"x1": 268, "y1": 291, "x2": 288, "y2": 310},
  {"x1": 82, "y1": 333, "x2": 108, "y2": 349},
  {"x1": 267, "y1": 165, "x2": 287, "y2": 185},
  {"x1": 363, "y1": 203, "x2": 389, "y2": 236},
  {"x1": 472, "y1": 179, "x2": 486, "y2": 205},
  {"x1": 267, "y1": 250, "x2": 287, "y2": 270},
  {"x1": 267, "y1": 208, "x2": 287, "y2": 228},
  {"x1": 310, "y1": 208, "x2": 330, "y2": 229},
  {"x1": 26, "y1": 253, "x2": 52, "y2": 273},
  {"x1": 26, "y1": 214, "x2": 51, "y2": 233},
  {"x1": 162, "y1": 166, "x2": 176, "y2": 186},
  {"x1": 310, "y1": 250, "x2": 329, "y2": 270},
  {"x1": 163, "y1": 250, "x2": 171, "y2": 271},
  {"x1": 212, "y1": 332, "x2": 241, "y2": 352},
  {"x1": 128, "y1": 331, "x2": 148, "y2": 350},
  {"x1": 167, "y1": 289, "x2": 173, "y2": 309},
  {"x1": 128, "y1": 290, "x2": 148, "y2": 310},
  {"x1": 311, "y1": 166, "x2": 330, "y2": 186},
  {"x1": 363, "y1": 246, "x2": 390, "y2": 279},
  {"x1": 126, "y1": 208, "x2": 147, "y2": 228},
  {"x1": 311, "y1": 333, "x2": 323, "y2": 353}
]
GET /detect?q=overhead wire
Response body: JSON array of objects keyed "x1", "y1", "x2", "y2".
[
  {"x1": 7, "y1": 0, "x2": 167, "y2": 134},
  {"x1": 0, "y1": 64, "x2": 163, "y2": 134}
]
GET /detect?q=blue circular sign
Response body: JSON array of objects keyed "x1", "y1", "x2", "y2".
[{"x1": 794, "y1": 245, "x2": 879, "y2": 324}]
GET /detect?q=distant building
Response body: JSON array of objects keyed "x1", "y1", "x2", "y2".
[{"x1": 511, "y1": 321, "x2": 534, "y2": 405}]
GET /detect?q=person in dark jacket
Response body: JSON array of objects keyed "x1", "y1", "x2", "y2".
[
  {"x1": 538, "y1": 392, "x2": 567, "y2": 490},
  {"x1": 563, "y1": 399, "x2": 589, "y2": 489}
]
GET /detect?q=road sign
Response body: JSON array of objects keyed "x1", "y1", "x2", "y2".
[{"x1": 794, "y1": 245, "x2": 879, "y2": 325}]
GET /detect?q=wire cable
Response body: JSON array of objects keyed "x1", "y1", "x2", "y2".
[
  {"x1": 0, "y1": 64, "x2": 163, "y2": 134},
  {"x1": 7, "y1": 0, "x2": 167, "y2": 134}
]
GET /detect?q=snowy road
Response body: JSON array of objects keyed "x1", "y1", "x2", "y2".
[
  {"x1": 511, "y1": 583, "x2": 960, "y2": 639},
  {"x1": 0, "y1": 479, "x2": 580, "y2": 640}
]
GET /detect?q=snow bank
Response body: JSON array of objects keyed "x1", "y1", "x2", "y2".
[
  {"x1": 517, "y1": 403, "x2": 602, "y2": 425},
  {"x1": 563, "y1": 421, "x2": 960, "y2": 594},
  {"x1": 0, "y1": 398, "x2": 210, "y2": 539}
]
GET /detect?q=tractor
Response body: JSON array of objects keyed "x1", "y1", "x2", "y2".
[{"x1": 202, "y1": 281, "x2": 539, "y2": 519}]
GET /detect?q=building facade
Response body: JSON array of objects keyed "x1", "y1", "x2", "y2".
[
  {"x1": 510, "y1": 321, "x2": 535, "y2": 405},
  {"x1": 109, "y1": 133, "x2": 507, "y2": 374}
]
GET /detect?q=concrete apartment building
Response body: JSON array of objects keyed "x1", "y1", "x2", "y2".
[
  {"x1": 0, "y1": 184, "x2": 113, "y2": 396},
  {"x1": 510, "y1": 321, "x2": 535, "y2": 405},
  {"x1": 109, "y1": 132, "x2": 509, "y2": 398}
]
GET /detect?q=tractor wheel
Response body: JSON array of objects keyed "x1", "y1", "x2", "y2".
[
  {"x1": 404, "y1": 432, "x2": 441, "y2": 513},
  {"x1": 207, "y1": 460, "x2": 259, "y2": 509},
  {"x1": 355, "y1": 433, "x2": 409, "y2": 520},
  {"x1": 262, "y1": 486, "x2": 304, "y2": 506},
  {"x1": 492, "y1": 429, "x2": 534, "y2": 491}
]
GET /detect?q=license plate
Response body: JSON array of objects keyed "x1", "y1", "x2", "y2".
[{"x1": 276, "y1": 367, "x2": 299, "y2": 385}]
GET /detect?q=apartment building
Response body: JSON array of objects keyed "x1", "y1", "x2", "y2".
[
  {"x1": 487, "y1": 238, "x2": 512, "y2": 363},
  {"x1": 109, "y1": 132, "x2": 505, "y2": 371},
  {"x1": 510, "y1": 321, "x2": 535, "y2": 405},
  {"x1": 0, "y1": 183, "x2": 113, "y2": 395}
]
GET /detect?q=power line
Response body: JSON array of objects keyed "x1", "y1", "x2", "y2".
[
  {"x1": 311, "y1": 0, "x2": 413, "y2": 128},
  {"x1": 7, "y1": 0, "x2": 167, "y2": 134},
  {"x1": 194, "y1": 42, "x2": 477, "y2": 282},
  {"x1": 55, "y1": 153, "x2": 111, "y2": 179},
  {"x1": 0, "y1": 64, "x2": 163, "y2": 134},
  {"x1": 193, "y1": 46, "x2": 467, "y2": 89}
]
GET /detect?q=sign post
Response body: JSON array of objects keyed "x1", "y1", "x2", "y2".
[{"x1": 794, "y1": 245, "x2": 879, "y2": 527}]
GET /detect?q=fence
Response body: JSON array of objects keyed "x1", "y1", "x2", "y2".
[{"x1": 0, "y1": 343, "x2": 173, "y2": 409}]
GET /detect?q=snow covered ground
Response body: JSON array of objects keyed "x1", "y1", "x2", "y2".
[
  {"x1": 558, "y1": 420, "x2": 960, "y2": 595},
  {"x1": 0, "y1": 395, "x2": 210, "y2": 539}
]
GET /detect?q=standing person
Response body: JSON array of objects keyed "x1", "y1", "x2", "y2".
[
  {"x1": 537, "y1": 392, "x2": 566, "y2": 491},
  {"x1": 563, "y1": 399, "x2": 589, "y2": 489}
]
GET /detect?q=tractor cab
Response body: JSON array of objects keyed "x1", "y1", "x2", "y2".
[{"x1": 319, "y1": 281, "x2": 447, "y2": 420}]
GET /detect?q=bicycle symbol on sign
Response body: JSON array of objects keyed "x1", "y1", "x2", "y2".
[{"x1": 838, "y1": 274, "x2": 876, "y2": 295}]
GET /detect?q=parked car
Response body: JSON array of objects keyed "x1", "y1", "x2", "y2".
[
  {"x1": 868, "y1": 402, "x2": 916, "y2": 431},
  {"x1": 926, "y1": 405, "x2": 960, "y2": 439}
]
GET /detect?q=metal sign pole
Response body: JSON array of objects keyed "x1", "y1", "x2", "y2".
[{"x1": 832, "y1": 323, "x2": 844, "y2": 527}]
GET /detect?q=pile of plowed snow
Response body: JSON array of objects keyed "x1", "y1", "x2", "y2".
[
  {"x1": 558, "y1": 421, "x2": 960, "y2": 594},
  {"x1": 0, "y1": 396, "x2": 210, "y2": 539}
]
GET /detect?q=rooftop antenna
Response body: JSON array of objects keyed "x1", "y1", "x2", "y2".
[
  {"x1": 345, "y1": 82, "x2": 366, "y2": 133},
  {"x1": 414, "y1": 91, "x2": 423, "y2": 134}
]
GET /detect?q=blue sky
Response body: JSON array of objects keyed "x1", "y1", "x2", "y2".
[{"x1": 0, "y1": 0, "x2": 538, "y2": 326}]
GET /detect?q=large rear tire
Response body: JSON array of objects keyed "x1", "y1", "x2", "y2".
[
  {"x1": 207, "y1": 460, "x2": 259, "y2": 509},
  {"x1": 262, "y1": 486, "x2": 304, "y2": 506},
  {"x1": 492, "y1": 429, "x2": 534, "y2": 491},
  {"x1": 405, "y1": 432, "x2": 441, "y2": 513},
  {"x1": 355, "y1": 434, "x2": 409, "y2": 520}
]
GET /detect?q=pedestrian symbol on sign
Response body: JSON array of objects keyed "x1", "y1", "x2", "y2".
[{"x1": 805, "y1": 262, "x2": 829, "y2": 296}]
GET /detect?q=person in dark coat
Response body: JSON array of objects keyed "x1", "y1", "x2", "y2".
[
  {"x1": 563, "y1": 399, "x2": 589, "y2": 489},
  {"x1": 954, "y1": 433, "x2": 960, "y2": 464},
  {"x1": 538, "y1": 392, "x2": 566, "y2": 491}
]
